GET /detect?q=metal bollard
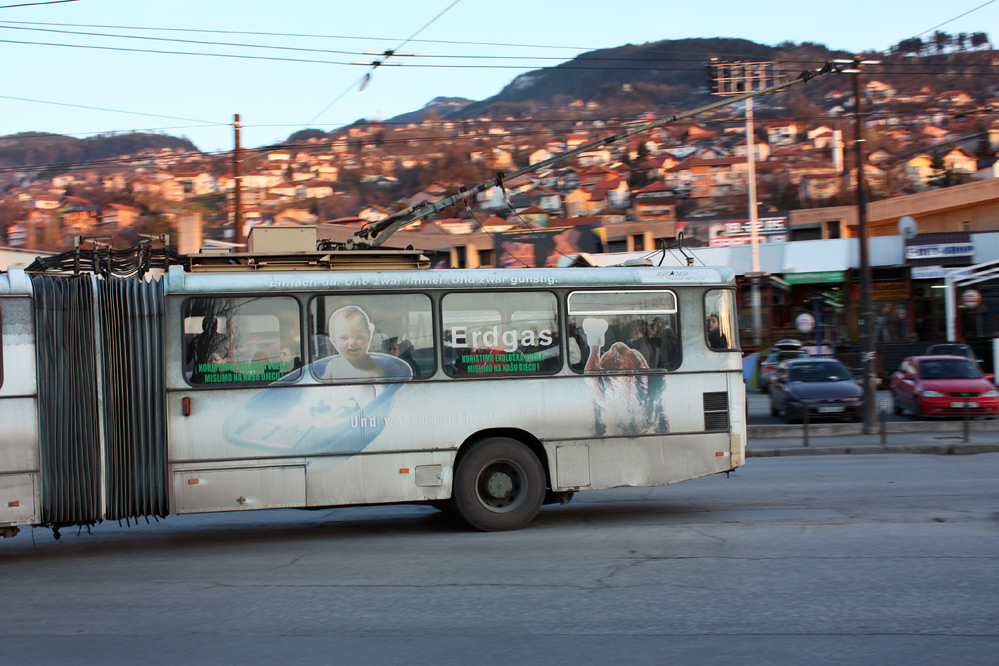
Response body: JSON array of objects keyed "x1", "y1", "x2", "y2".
[
  {"x1": 802, "y1": 400, "x2": 810, "y2": 448},
  {"x1": 879, "y1": 401, "x2": 887, "y2": 445}
]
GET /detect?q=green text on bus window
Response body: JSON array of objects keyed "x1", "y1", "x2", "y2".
[
  {"x1": 705, "y1": 289, "x2": 738, "y2": 351},
  {"x1": 443, "y1": 291, "x2": 561, "y2": 378},
  {"x1": 566, "y1": 290, "x2": 680, "y2": 373},
  {"x1": 308, "y1": 293, "x2": 434, "y2": 383},
  {"x1": 182, "y1": 296, "x2": 302, "y2": 386}
]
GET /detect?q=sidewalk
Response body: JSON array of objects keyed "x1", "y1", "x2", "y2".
[{"x1": 747, "y1": 424, "x2": 999, "y2": 457}]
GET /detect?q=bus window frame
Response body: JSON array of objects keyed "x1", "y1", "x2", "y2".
[
  {"x1": 566, "y1": 289, "x2": 680, "y2": 374},
  {"x1": 307, "y1": 291, "x2": 437, "y2": 384},
  {"x1": 180, "y1": 294, "x2": 305, "y2": 389},
  {"x1": 441, "y1": 289, "x2": 563, "y2": 379}
]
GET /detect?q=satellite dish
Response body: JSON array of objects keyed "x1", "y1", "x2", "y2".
[{"x1": 898, "y1": 215, "x2": 918, "y2": 239}]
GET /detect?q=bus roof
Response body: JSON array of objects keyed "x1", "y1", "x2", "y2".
[{"x1": 165, "y1": 264, "x2": 736, "y2": 295}]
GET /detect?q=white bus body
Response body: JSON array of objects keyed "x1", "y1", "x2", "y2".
[{"x1": 1, "y1": 263, "x2": 745, "y2": 536}]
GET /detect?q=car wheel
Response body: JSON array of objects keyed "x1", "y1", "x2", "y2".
[
  {"x1": 892, "y1": 393, "x2": 902, "y2": 416},
  {"x1": 770, "y1": 400, "x2": 778, "y2": 417}
]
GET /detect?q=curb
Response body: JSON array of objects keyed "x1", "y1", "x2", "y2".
[{"x1": 748, "y1": 443, "x2": 999, "y2": 457}]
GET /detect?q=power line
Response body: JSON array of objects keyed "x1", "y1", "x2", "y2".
[
  {"x1": 0, "y1": 94, "x2": 223, "y2": 124},
  {"x1": 911, "y1": 0, "x2": 997, "y2": 39},
  {"x1": 2, "y1": 22, "x2": 993, "y2": 67},
  {"x1": 0, "y1": 0, "x2": 77, "y2": 8},
  {"x1": 4, "y1": 36, "x2": 996, "y2": 74}
]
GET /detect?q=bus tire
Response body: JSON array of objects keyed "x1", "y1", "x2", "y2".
[{"x1": 453, "y1": 437, "x2": 545, "y2": 531}]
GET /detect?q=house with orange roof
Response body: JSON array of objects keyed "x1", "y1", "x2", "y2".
[
  {"x1": 32, "y1": 194, "x2": 61, "y2": 210},
  {"x1": 943, "y1": 146, "x2": 978, "y2": 174},
  {"x1": 101, "y1": 203, "x2": 141, "y2": 229},
  {"x1": 565, "y1": 133, "x2": 589, "y2": 150},
  {"x1": 357, "y1": 204, "x2": 391, "y2": 223},
  {"x1": 764, "y1": 120, "x2": 801, "y2": 147},
  {"x1": 273, "y1": 208, "x2": 317, "y2": 226}
]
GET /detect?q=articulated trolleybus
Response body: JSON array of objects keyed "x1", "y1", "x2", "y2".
[{"x1": 2, "y1": 238, "x2": 745, "y2": 537}]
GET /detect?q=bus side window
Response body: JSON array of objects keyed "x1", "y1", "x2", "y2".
[
  {"x1": 704, "y1": 289, "x2": 738, "y2": 351},
  {"x1": 308, "y1": 293, "x2": 435, "y2": 383},
  {"x1": 567, "y1": 290, "x2": 680, "y2": 373},
  {"x1": 182, "y1": 296, "x2": 302, "y2": 386},
  {"x1": 442, "y1": 291, "x2": 561, "y2": 378}
]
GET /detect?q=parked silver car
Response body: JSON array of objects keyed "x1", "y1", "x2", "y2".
[{"x1": 759, "y1": 340, "x2": 807, "y2": 393}]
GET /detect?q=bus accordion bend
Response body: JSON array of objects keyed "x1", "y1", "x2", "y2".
[{"x1": 0, "y1": 262, "x2": 746, "y2": 537}]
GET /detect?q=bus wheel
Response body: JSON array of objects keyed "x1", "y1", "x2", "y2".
[{"x1": 453, "y1": 437, "x2": 545, "y2": 531}]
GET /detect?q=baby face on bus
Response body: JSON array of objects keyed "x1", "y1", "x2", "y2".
[{"x1": 330, "y1": 306, "x2": 376, "y2": 365}]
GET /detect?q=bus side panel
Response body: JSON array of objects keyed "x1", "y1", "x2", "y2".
[
  {"x1": 549, "y1": 432, "x2": 735, "y2": 492},
  {"x1": 305, "y1": 451, "x2": 452, "y2": 507}
]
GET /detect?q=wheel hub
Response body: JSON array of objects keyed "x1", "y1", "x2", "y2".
[{"x1": 486, "y1": 471, "x2": 513, "y2": 499}]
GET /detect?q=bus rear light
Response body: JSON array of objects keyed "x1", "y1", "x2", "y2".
[
  {"x1": 8, "y1": 501, "x2": 19, "y2": 508},
  {"x1": 182, "y1": 397, "x2": 191, "y2": 416},
  {"x1": 188, "y1": 479, "x2": 200, "y2": 485},
  {"x1": 715, "y1": 452, "x2": 726, "y2": 457}
]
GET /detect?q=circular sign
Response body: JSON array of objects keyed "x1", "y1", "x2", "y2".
[
  {"x1": 795, "y1": 312, "x2": 815, "y2": 333},
  {"x1": 961, "y1": 289, "x2": 982, "y2": 309}
]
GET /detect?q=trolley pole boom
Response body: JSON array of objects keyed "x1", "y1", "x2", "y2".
[{"x1": 344, "y1": 61, "x2": 843, "y2": 250}]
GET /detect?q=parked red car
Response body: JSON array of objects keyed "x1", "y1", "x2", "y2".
[{"x1": 890, "y1": 355, "x2": 999, "y2": 419}]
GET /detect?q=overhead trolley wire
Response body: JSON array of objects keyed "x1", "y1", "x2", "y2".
[
  {"x1": 4, "y1": 37, "x2": 994, "y2": 75},
  {"x1": 304, "y1": 0, "x2": 461, "y2": 127},
  {"x1": 0, "y1": 24, "x2": 994, "y2": 70},
  {"x1": 0, "y1": 94, "x2": 223, "y2": 125}
]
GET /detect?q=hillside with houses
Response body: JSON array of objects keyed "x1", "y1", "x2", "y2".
[{"x1": 1, "y1": 36, "x2": 997, "y2": 256}]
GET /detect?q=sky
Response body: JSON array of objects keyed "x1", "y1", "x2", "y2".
[{"x1": 0, "y1": 0, "x2": 996, "y2": 153}]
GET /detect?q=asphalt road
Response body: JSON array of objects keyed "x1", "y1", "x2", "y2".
[{"x1": 2, "y1": 454, "x2": 997, "y2": 666}]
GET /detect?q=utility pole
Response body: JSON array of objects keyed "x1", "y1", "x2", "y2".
[
  {"x1": 836, "y1": 58, "x2": 880, "y2": 432},
  {"x1": 233, "y1": 113, "x2": 244, "y2": 247},
  {"x1": 745, "y1": 93, "x2": 761, "y2": 348},
  {"x1": 708, "y1": 59, "x2": 777, "y2": 349}
]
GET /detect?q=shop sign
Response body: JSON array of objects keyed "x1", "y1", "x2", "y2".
[
  {"x1": 905, "y1": 243, "x2": 974, "y2": 260},
  {"x1": 783, "y1": 271, "x2": 846, "y2": 284},
  {"x1": 872, "y1": 281, "x2": 909, "y2": 301},
  {"x1": 910, "y1": 266, "x2": 973, "y2": 280},
  {"x1": 795, "y1": 312, "x2": 815, "y2": 333},
  {"x1": 709, "y1": 234, "x2": 787, "y2": 247}
]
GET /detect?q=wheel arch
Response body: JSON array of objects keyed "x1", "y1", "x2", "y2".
[{"x1": 453, "y1": 428, "x2": 551, "y2": 492}]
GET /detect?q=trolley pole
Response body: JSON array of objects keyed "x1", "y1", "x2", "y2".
[
  {"x1": 233, "y1": 113, "x2": 244, "y2": 247},
  {"x1": 838, "y1": 58, "x2": 880, "y2": 432}
]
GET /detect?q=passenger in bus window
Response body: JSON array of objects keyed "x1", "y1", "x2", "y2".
[
  {"x1": 384, "y1": 336, "x2": 419, "y2": 374},
  {"x1": 707, "y1": 313, "x2": 728, "y2": 349},
  {"x1": 627, "y1": 319, "x2": 655, "y2": 367},
  {"x1": 188, "y1": 316, "x2": 229, "y2": 379},
  {"x1": 322, "y1": 305, "x2": 412, "y2": 382}
]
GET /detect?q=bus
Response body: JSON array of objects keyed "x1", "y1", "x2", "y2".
[{"x1": 0, "y1": 246, "x2": 745, "y2": 537}]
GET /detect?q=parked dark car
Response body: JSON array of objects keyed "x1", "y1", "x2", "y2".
[
  {"x1": 768, "y1": 358, "x2": 863, "y2": 423},
  {"x1": 890, "y1": 355, "x2": 998, "y2": 420},
  {"x1": 759, "y1": 339, "x2": 807, "y2": 393}
]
